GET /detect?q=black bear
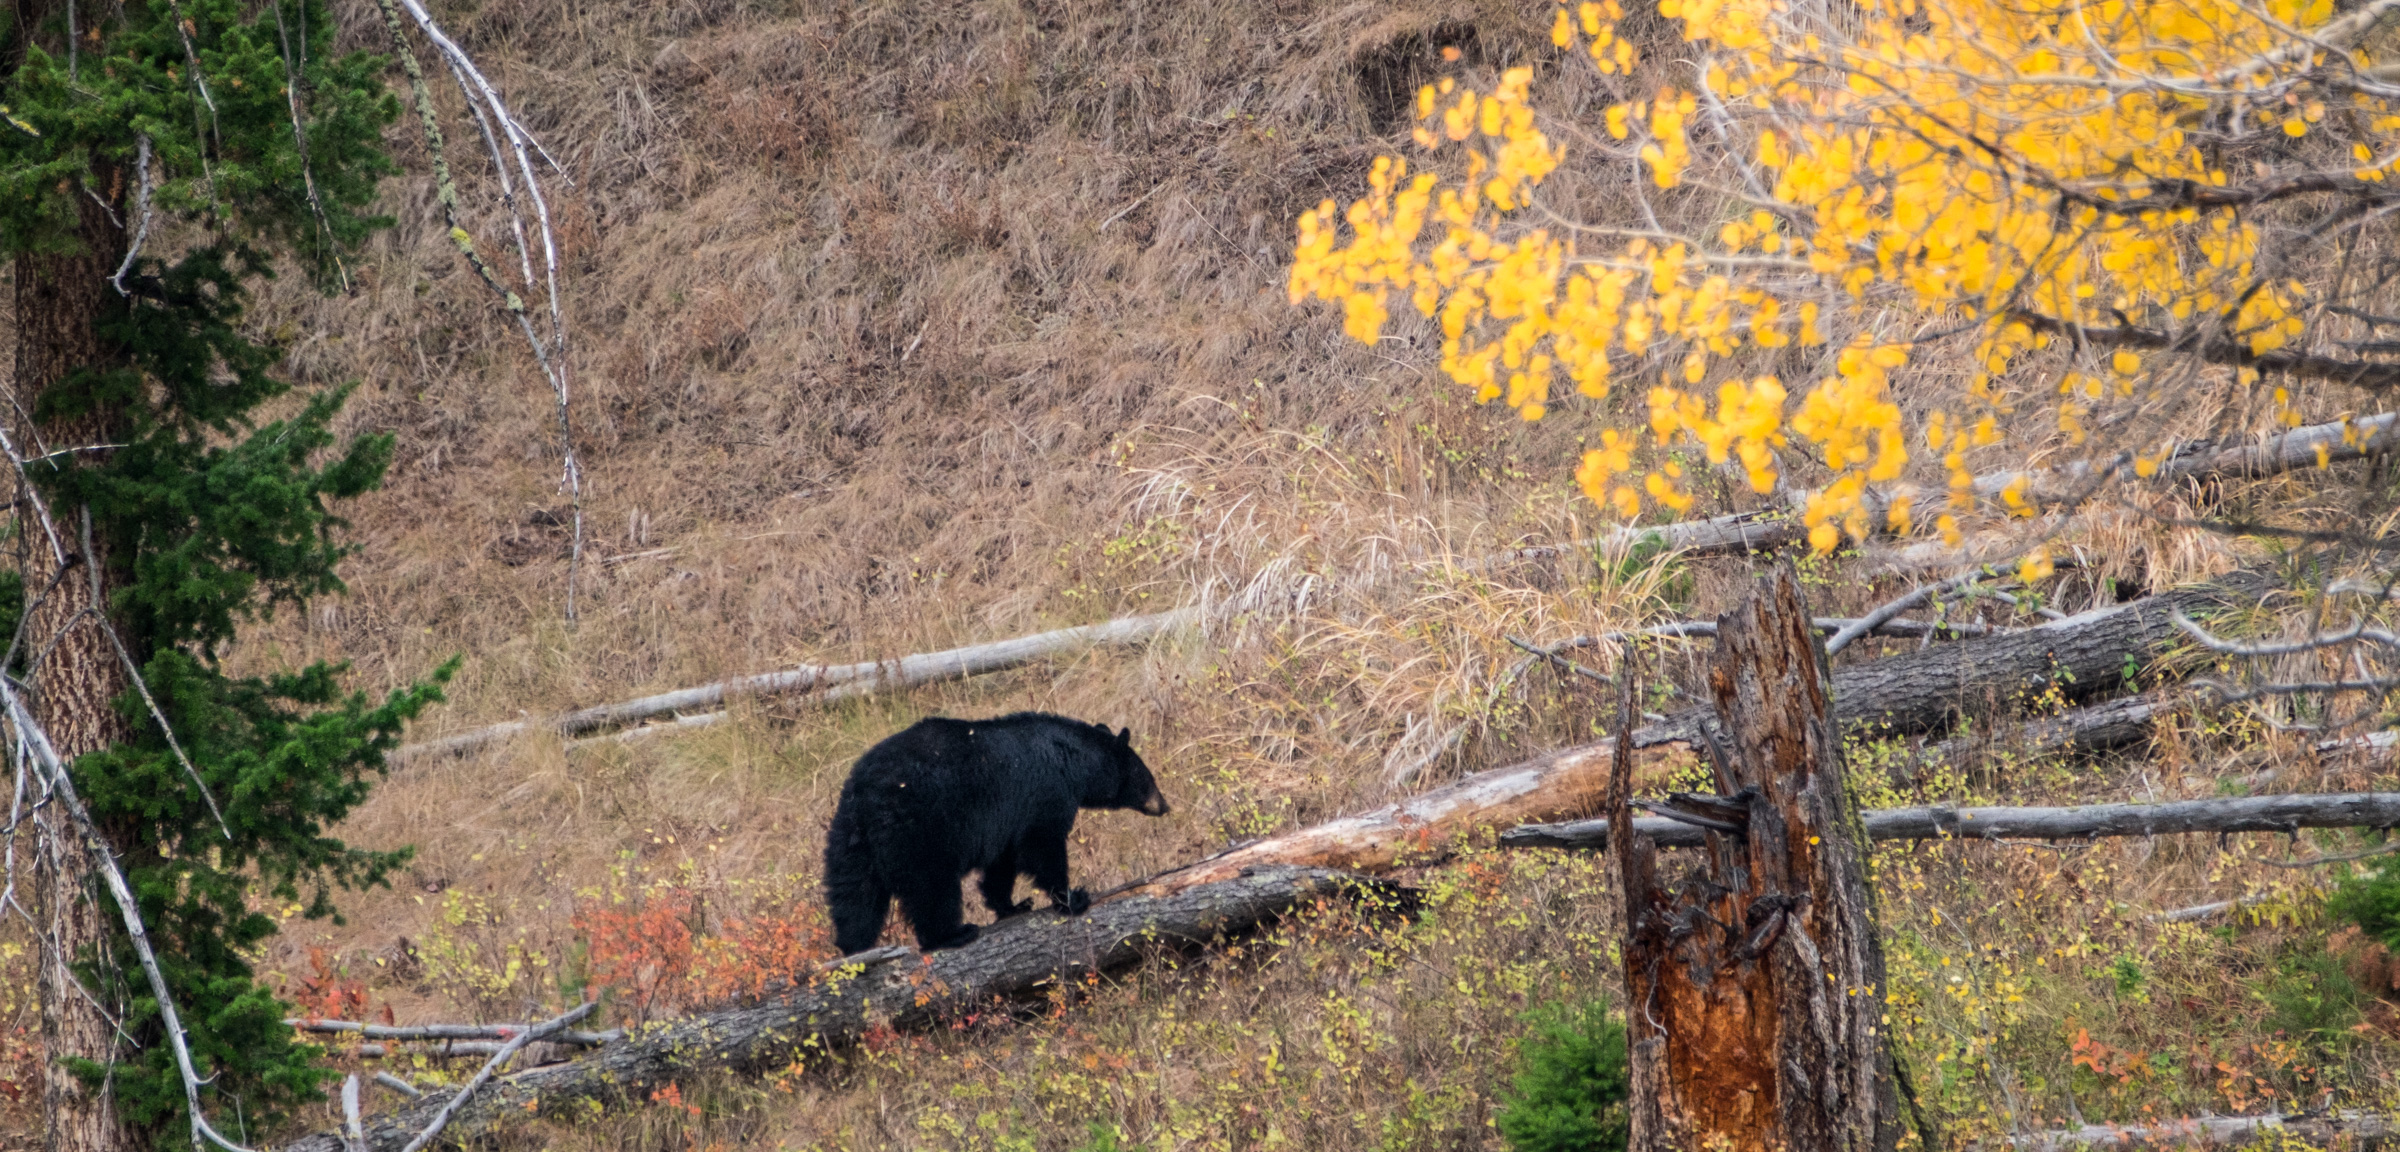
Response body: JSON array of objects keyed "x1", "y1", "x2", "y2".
[{"x1": 823, "y1": 712, "x2": 1170, "y2": 955}]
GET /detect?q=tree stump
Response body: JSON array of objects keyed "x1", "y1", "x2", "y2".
[{"x1": 1609, "y1": 565, "x2": 1903, "y2": 1152}]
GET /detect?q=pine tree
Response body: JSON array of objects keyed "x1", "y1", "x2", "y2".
[{"x1": 2, "y1": 0, "x2": 447, "y2": 1147}]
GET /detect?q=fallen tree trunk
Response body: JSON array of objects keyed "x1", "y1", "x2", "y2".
[
  {"x1": 2004, "y1": 1110, "x2": 2398, "y2": 1151},
  {"x1": 1632, "y1": 571, "x2": 2264, "y2": 748},
  {"x1": 283, "y1": 866, "x2": 1380, "y2": 1152},
  {"x1": 1497, "y1": 792, "x2": 2400, "y2": 850},
  {"x1": 1490, "y1": 412, "x2": 2400, "y2": 563},
  {"x1": 395, "y1": 607, "x2": 1201, "y2": 762},
  {"x1": 1140, "y1": 576, "x2": 2258, "y2": 893}
]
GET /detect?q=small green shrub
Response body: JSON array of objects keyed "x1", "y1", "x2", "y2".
[
  {"x1": 1496, "y1": 998, "x2": 1631, "y2": 1152},
  {"x1": 1071, "y1": 1121, "x2": 1137, "y2": 1152},
  {"x1": 2260, "y1": 949, "x2": 2364, "y2": 1048},
  {"x1": 2328, "y1": 849, "x2": 2400, "y2": 950}
]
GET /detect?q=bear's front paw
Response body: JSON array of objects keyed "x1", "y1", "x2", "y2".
[
  {"x1": 995, "y1": 898, "x2": 1035, "y2": 919},
  {"x1": 1054, "y1": 888, "x2": 1092, "y2": 915}
]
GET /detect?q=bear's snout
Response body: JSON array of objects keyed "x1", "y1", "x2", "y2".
[{"x1": 1139, "y1": 789, "x2": 1170, "y2": 817}]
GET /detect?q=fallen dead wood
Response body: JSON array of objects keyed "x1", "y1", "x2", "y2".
[
  {"x1": 1138, "y1": 576, "x2": 2260, "y2": 894},
  {"x1": 393, "y1": 415, "x2": 2360, "y2": 764},
  {"x1": 288, "y1": 1018, "x2": 621, "y2": 1047},
  {"x1": 1497, "y1": 792, "x2": 2400, "y2": 850},
  {"x1": 395, "y1": 607, "x2": 1201, "y2": 762},
  {"x1": 1493, "y1": 411, "x2": 2400, "y2": 563},
  {"x1": 1633, "y1": 570, "x2": 2265, "y2": 748},
  {"x1": 1918, "y1": 692, "x2": 2169, "y2": 769},
  {"x1": 393, "y1": 409, "x2": 2339, "y2": 764},
  {"x1": 284, "y1": 866, "x2": 1386, "y2": 1152},
  {"x1": 2003, "y1": 1110, "x2": 2397, "y2": 1151}
]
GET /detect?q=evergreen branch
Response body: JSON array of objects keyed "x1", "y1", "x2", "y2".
[
  {"x1": 76, "y1": 506, "x2": 227, "y2": 839},
  {"x1": 0, "y1": 420, "x2": 230, "y2": 839},
  {"x1": 0, "y1": 680, "x2": 255, "y2": 1152}
]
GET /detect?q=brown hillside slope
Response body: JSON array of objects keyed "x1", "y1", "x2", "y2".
[
  {"x1": 7, "y1": 0, "x2": 2391, "y2": 1145},
  {"x1": 258, "y1": 0, "x2": 1607, "y2": 715}
]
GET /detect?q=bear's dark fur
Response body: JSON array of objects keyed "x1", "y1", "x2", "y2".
[{"x1": 823, "y1": 712, "x2": 1170, "y2": 955}]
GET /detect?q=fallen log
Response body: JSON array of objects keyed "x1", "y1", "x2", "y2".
[
  {"x1": 396, "y1": 415, "x2": 2363, "y2": 763},
  {"x1": 1493, "y1": 411, "x2": 2400, "y2": 564},
  {"x1": 1138, "y1": 576, "x2": 2259, "y2": 894},
  {"x1": 1631, "y1": 571, "x2": 2266, "y2": 749},
  {"x1": 395, "y1": 607, "x2": 1201, "y2": 762},
  {"x1": 1497, "y1": 792, "x2": 2400, "y2": 850},
  {"x1": 397, "y1": 407, "x2": 2346, "y2": 765},
  {"x1": 287, "y1": 1019, "x2": 621, "y2": 1047},
  {"x1": 283, "y1": 866, "x2": 1386, "y2": 1152},
  {"x1": 2004, "y1": 1110, "x2": 2398, "y2": 1151}
]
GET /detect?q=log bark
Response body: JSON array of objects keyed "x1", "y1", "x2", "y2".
[
  {"x1": 1498, "y1": 792, "x2": 2400, "y2": 850},
  {"x1": 396, "y1": 607, "x2": 1200, "y2": 761},
  {"x1": 1632, "y1": 571, "x2": 2265, "y2": 749},
  {"x1": 282, "y1": 866, "x2": 1383, "y2": 1152},
  {"x1": 1140, "y1": 576, "x2": 2256, "y2": 894},
  {"x1": 1615, "y1": 565, "x2": 1900, "y2": 1152},
  {"x1": 2005, "y1": 1110, "x2": 2398, "y2": 1151},
  {"x1": 9, "y1": 53, "x2": 136, "y2": 1152}
]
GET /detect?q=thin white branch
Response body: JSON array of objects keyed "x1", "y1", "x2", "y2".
[
  {"x1": 395, "y1": 1000, "x2": 597, "y2": 1152},
  {"x1": 2172, "y1": 611, "x2": 2400, "y2": 656},
  {"x1": 288, "y1": 1017, "x2": 620, "y2": 1046},
  {"x1": 0, "y1": 679, "x2": 253, "y2": 1152},
  {"x1": 110, "y1": 136, "x2": 153, "y2": 296},
  {"x1": 1826, "y1": 565, "x2": 2011, "y2": 656}
]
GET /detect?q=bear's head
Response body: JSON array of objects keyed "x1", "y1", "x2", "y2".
[{"x1": 1102, "y1": 726, "x2": 1170, "y2": 817}]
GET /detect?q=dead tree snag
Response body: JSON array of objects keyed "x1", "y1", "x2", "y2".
[{"x1": 1614, "y1": 566, "x2": 1902, "y2": 1152}]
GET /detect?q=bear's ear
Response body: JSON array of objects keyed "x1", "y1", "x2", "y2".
[{"x1": 1116, "y1": 726, "x2": 1133, "y2": 746}]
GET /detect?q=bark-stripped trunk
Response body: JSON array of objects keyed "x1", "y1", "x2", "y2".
[
  {"x1": 9, "y1": 76, "x2": 134, "y2": 1152},
  {"x1": 1615, "y1": 566, "x2": 1900, "y2": 1152}
]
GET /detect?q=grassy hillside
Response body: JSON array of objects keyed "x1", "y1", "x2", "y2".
[{"x1": 5, "y1": 0, "x2": 2398, "y2": 1146}]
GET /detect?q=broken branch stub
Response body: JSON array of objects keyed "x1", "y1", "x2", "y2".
[{"x1": 1619, "y1": 565, "x2": 1902, "y2": 1151}]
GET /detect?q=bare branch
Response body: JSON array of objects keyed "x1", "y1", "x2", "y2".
[
  {"x1": 372, "y1": 1073, "x2": 422, "y2": 1099},
  {"x1": 289, "y1": 1017, "x2": 620, "y2": 1046},
  {"x1": 1825, "y1": 564, "x2": 2019, "y2": 656},
  {"x1": 396, "y1": 1000, "x2": 597, "y2": 1152},
  {"x1": 2173, "y1": 609, "x2": 2400, "y2": 656},
  {"x1": 110, "y1": 136, "x2": 153, "y2": 296}
]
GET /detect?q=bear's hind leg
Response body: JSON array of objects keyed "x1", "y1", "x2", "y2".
[
  {"x1": 979, "y1": 847, "x2": 1034, "y2": 919},
  {"x1": 1023, "y1": 824, "x2": 1090, "y2": 915},
  {"x1": 893, "y1": 869, "x2": 980, "y2": 951}
]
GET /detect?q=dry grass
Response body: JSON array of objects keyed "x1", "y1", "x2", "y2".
[{"x1": 3, "y1": 0, "x2": 2400, "y2": 1145}]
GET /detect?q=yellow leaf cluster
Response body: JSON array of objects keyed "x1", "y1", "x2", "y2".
[{"x1": 1292, "y1": 0, "x2": 2388, "y2": 549}]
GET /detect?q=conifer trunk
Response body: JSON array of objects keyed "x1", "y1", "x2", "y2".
[
  {"x1": 1612, "y1": 565, "x2": 1901, "y2": 1151},
  {"x1": 11, "y1": 127, "x2": 136, "y2": 1152}
]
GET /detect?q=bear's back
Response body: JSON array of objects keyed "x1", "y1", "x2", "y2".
[{"x1": 845, "y1": 714, "x2": 1111, "y2": 861}]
